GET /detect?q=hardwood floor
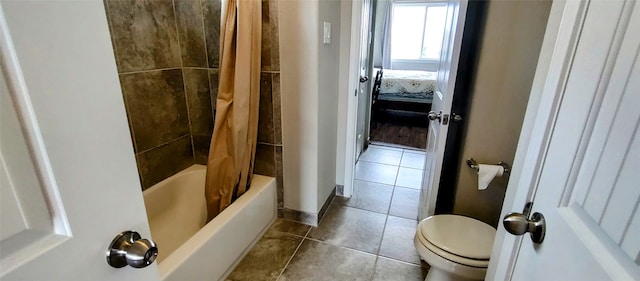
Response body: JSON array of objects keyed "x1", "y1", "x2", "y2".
[{"x1": 369, "y1": 110, "x2": 428, "y2": 149}]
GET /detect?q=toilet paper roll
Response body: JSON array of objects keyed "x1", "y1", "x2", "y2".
[{"x1": 477, "y1": 164, "x2": 504, "y2": 190}]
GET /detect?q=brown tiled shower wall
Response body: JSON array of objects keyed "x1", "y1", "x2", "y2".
[
  {"x1": 104, "y1": 0, "x2": 283, "y2": 201},
  {"x1": 255, "y1": 0, "x2": 284, "y2": 211}
]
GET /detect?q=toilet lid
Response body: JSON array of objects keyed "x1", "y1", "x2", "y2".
[{"x1": 419, "y1": 215, "x2": 496, "y2": 260}]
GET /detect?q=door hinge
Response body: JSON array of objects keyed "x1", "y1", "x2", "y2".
[{"x1": 354, "y1": 89, "x2": 357, "y2": 96}]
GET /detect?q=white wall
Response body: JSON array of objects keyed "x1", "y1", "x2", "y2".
[
  {"x1": 279, "y1": 0, "x2": 342, "y2": 214},
  {"x1": 279, "y1": 0, "x2": 320, "y2": 213},
  {"x1": 317, "y1": 0, "x2": 341, "y2": 209}
]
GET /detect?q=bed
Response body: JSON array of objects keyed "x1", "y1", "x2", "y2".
[
  {"x1": 370, "y1": 68, "x2": 436, "y2": 129},
  {"x1": 373, "y1": 68, "x2": 437, "y2": 104}
]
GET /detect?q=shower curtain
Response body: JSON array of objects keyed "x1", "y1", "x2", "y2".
[
  {"x1": 381, "y1": 0, "x2": 393, "y2": 69},
  {"x1": 205, "y1": 0, "x2": 261, "y2": 221}
]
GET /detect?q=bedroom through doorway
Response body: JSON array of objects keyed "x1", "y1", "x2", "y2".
[
  {"x1": 367, "y1": 0, "x2": 446, "y2": 150},
  {"x1": 347, "y1": 0, "x2": 472, "y2": 226}
]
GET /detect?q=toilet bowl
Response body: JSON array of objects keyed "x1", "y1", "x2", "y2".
[{"x1": 414, "y1": 215, "x2": 496, "y2": 281}]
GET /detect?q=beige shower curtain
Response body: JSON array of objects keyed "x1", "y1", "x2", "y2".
[{"x1": 205, "y1": 0, "x2": 261, "y2": 221}]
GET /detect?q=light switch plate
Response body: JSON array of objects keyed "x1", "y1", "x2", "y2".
[{"x1": 323, "y1": 21, "x2": 331, "y2": 44}]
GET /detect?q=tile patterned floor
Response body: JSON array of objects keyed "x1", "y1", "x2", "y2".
[{"x1": 226, "y1": 145, "x2": 428, "y2": 281}]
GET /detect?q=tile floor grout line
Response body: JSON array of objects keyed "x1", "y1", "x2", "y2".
[
  {"x1": 370, "y1": 143, "x2": 423, "y2": 151},
  {"x1": 386, "y1": 185, "x2": 397, "y2": 217},
  {"x1": 368, "y1": 255, "x2": 380, "y2": 281},
  {"x1": 375, "y1": 214, "x2": 391, "y2": 257},
  {"x1": 278, "y1": 232, "x2": 308, "y2": 240},
  {"x1": 377, "y1": 254, "x2": 426, "y2": 268},
  {"x1": 356, "y1": 159, "x2": 401, "y2": 167},
  {"x1": 290, "y1": 236, "x2": 425, "y2": 273},
  {"x1": 400, "y1": 165, "x2": 425, "y2": 170},
  {"x1": 303, "y1": 237, "x2": 380, "y2": 258},
  {"x1": 353, "y1": 174, "x2": 403, "y2": 187},
  {"x1": 335, "y1": 190, "x2": 414, "y2": 221},
  {"x1": 302, "y1": 224, "x2": 312, "y2": 238},
  {"x1": 399, "y1": 150, "x2": 427, "y2": 169},
  {"x1": 274, "y1": 235, "x2": 306, "y2": 281},
  {"x1": 402, "y1": 148, "x2": 427, "y2": 155},
  {"x1": 394, "y1": 184, "x2": 422, "y2": 191},
  {"x1": 392, "y1": 160, "x2": 402, "y2": 188},
  {"x1": 331, "y1": 204, "x2": 391, "y2": 219},
  {"x1": 367, "y1": 144, "x2": 406, "y2": 152},
  {"x1": 360, "y1": 151, "x2": 404, "y2": 160},
  {"x1": 389, "y1": 185, "x2": 422, "y2": 220},
  {"x1": 377, "y1": 166, "x2": 397, "y2": 256},
  {"x1": 334, "y1": 204, "x2": 392, "y2": 217},
  {"x1": 351, "y1": 178, "x2": 397, "y2": 187},
  {"x1": 369, "y1": 143, "x2": 426, "y2": 153},
  {"x1": 387, "y1": 213, "x2": 419, "y2": 222},
  {"x1": 282, "y1": 236, "x2": 425, "y2": 279}
]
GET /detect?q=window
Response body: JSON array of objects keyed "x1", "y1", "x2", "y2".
[{"x1": 390, "y1": 2, "x2": 447, "y2": 61}]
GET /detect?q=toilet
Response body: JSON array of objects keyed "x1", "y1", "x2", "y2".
[{"x1": 414, "y1": 215, "x2": 496, "y2": 281}]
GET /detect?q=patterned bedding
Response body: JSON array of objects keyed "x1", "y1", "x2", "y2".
[{"x1": 376, "y1": 68, "x2": 437, "y2": 103}]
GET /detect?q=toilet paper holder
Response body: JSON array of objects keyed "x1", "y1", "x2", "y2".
[{"x1": 466, "y1": 158, "x2": 510, "y2": 174}]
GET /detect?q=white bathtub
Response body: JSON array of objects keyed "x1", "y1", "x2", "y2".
[{"x1": 142, "y1": 164, "x2": 277, "y2": 281}]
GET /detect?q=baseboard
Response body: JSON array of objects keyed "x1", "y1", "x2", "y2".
[
  {"x1": 318, "y1": 186, "x2": 336, "y2": 223},
  {"x1": 282, "y1": 186, "x2": 336, "y2": 227},
  {"x1": 283, "y1": 208, "x2": 318, "y2": 226}
]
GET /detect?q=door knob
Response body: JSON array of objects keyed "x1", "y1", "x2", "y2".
[
  {"x1": 503, "y1": 212, "x2": 546, "y2": 244},
  {"x1": 359, "y1": 76, "x2": 369, "y2": 83},
  {"x1": 427, "y1": 111, "x2": 441, "y2": 121},
  {"x1": 107, "y1": 231, "x2": 158, "y2": 268},
  {"x1": 428, "y1": 111, "x2": 450, "y2": 125}
]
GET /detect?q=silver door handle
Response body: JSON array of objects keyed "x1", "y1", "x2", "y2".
[
  {"x1": 503, "y1": 212, "x2": 546, "y2": 244},
  {"x1": 427, "y1": 111, "x2": 449, "y2": 124},
  {"x1": 427, "y1": 111, "x2": 441, "y2": 121},
  {"x1": 107, "y1": 231, "x2": 158, "y2": 268}
]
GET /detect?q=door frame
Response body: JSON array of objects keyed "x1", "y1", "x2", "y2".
[
  {"x1": 354, "y1": 0, "x2": 374, "y2": 163},
  {"x1": 341, "y1": 0, "x2": 367, "y2": 198},
  {"x1": 486, "y1": 0, "x2": 587, "y2": 279},
  {"x1": 434, "y1": 0, "x2": 487, "y2": 214},
  {"x1": 339, "y1": 0, "x2": 477, "y2": 201}
]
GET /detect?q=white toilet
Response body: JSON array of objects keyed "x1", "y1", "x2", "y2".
[{"x1": 414, "y1": 214, "x2": 496, "y2": 281}]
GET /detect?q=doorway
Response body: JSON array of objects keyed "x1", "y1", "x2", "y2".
[
  {"x1": 349, "y1": 0, "x2": 480, "y2": 217},
  {"x1": 365, "y1": 0, "x2": 446, "y2": 151},
  {"x1": 349, "y1": 0, "x2": 456, "y2": 226},
  {"x1": 345, "y1": 0, "x2": 551, "y2": 225}
]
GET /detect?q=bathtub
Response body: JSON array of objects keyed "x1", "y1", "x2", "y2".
[{"x1": 142, "y1": 164, "x2": 277, "y2": 281}]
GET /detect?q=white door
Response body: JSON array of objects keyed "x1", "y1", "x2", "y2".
[
  {"x1": 493, "y1": 0, "x2": 640, "y2": 279},
  {"x1": 418, "y1": 0, "x2": 467, "y2": 220},
  {"x1": 0, "y1": 1, "x2": 160, "y2": 280},
  {"x1": 355, "y1": 0, "x2": 373, "y2": 159}
]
